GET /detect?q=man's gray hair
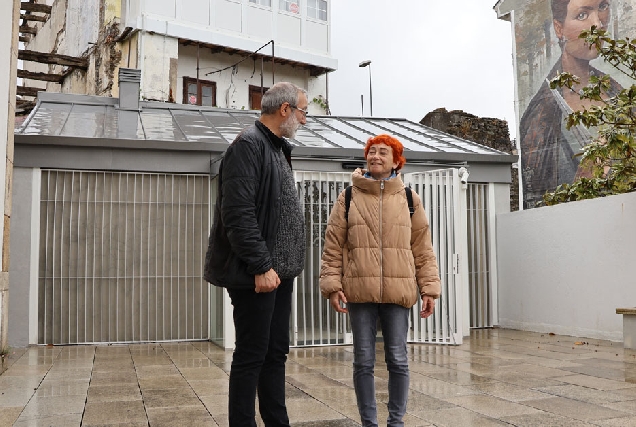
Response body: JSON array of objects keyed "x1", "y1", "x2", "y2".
[{"x1": 261, "y1": 82, "x2": 307, "y2": 115}]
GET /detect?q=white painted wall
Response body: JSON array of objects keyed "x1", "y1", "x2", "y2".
[
  {"x1": 125, "y1": 0, "x2": 336, "y2": 70},
  {"x1": 496, "y1": 191, "x2": 636, "y2": 341},
  {"x1": 176, "y1": 44, "x2": 328, "y2": 113}
]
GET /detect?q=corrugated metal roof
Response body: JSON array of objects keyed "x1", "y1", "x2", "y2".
[{"x1": 17, "y1": 92, "x2": 507, "y2": 157}]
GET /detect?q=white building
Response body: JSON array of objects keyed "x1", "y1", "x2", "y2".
[{"x1": 19, "y1": 0, "x2": 336, "y2": 113}]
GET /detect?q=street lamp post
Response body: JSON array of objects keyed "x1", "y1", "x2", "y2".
[{"x1": 359, "y1": 60, "x2": 372, "y2": 116}]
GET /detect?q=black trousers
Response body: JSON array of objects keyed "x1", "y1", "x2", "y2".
[{"x1": 227, "y1": 278, "x2": 293, "y2": 427}]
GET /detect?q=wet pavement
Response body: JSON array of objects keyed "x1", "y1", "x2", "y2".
[{"x1": 1, "y1": 328, "x2": 635, "y2": 426}]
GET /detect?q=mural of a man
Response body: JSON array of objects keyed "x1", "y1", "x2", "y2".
[{"x1": 518, "y1": 0, "x2": 623, "y2": 208}]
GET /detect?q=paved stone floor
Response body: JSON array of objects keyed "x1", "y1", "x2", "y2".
[{"x1": 1, "y1": 328, "x2": 635, "y2": 426}]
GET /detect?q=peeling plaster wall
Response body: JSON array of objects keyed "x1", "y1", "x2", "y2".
[
  {"x1": 21, "y1": 0, "x2": 125, "y2": 98},
  {"x1": 141, "y1": 33, "x2": 178, "y2": 102}
]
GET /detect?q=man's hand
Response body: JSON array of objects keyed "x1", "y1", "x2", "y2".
[
  {"x1": 255, "y1": 268, "x2": 280, "y2": 293},
  {"x1": 329, "y1": 291, "x2": 348, "y2": 313},
  {"x1": 420, "y1": 295, "x2": 435, "y2": 318}
]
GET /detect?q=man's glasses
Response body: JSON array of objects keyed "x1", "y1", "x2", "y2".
[{"x1": 289, "y1": 104, "x2": 308, "y2": 118}]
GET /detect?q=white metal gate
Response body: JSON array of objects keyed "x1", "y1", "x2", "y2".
[
  {"x1": 467, "y1": 183, "x2": 497, "y2": 328},
  {"x1": 294, "y1": 172, "x2": 352, "y2": 347},
  {"x1": 404, "y1": 170, "x2": 466, "y2": 345},
  {"x1": 293, "y1": 169, "x2": 466, "y2": 347},
  {"x1": 38, "y1": 170, "x2": 210, "y2": 345}
]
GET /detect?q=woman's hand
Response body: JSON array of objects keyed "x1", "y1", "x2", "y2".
[
  {"x1": 420, "y1": 295, "x2": 435, "y2": 318},
  {"x1": 329, "y1": 291, "x2": 348, "y2": 313}
]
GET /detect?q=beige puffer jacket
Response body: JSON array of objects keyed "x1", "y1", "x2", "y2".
[{"x1": 319, "y1": 169, "x2": 441, "y2": 308}]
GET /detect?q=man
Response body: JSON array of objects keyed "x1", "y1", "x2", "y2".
[{"x1": 204, "y1": 82, "x2": 308, "y2": 426}]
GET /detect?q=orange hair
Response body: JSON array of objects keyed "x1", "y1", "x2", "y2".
[{"x1": 364, "y1": 134, "x2": 406, "y2": 171}]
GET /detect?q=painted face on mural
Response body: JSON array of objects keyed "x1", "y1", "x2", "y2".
[{"x1": 554, "y1": 0, "x2": 610, "y2": 61}]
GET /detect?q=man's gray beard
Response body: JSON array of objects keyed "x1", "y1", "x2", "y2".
[{"x1": 280, "y1": 114, "x2": 300, "y2": 139}]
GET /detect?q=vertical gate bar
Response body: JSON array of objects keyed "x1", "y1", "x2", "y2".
[
  {"x1": 81, "y1": 172, "x2": 87, "y2": 343},
  {"x1": 439, "y1": 171, "x2": 448, "y2": 343},
  {"x1": 193, "y1": 176, "x2": 198, "y2": 338},
  {"x1": 130, "y1": 174, "x2": 134, "y2": 341},
  {"x1": 301, "y1": 178, "x2": 307, "y2": 346},
  {"x1": 422, "y1": 173, "x2": 430, "y2": 342},
  {"x1": 104, "y1": 172, "x2": 109, "y2": 342},
  {"x1": 91, "y1": 173, "x2": 97, "y2": 342},
  {"x1": 442, "y1": 170, "x2": 451, "y2": 342},
  {"x1": 408, "y1": 173, "x2": 417, "y2": 342},
  {"x1": 139, "y1": 174, "x2": 143, "y2": 341},
  {"x1": 487, "y1": 184, "x2": 498, "y2": 327},
  {"x1": 60, "y1": 172, "x2": 67, "y2": 344},
  {"x1": 183, "y1": 176, "x2": 188, "y2": 339},
  {"x1": 309, "y1": 178, "x2": 316, "y2": 346},
  {"x1": 315, "y1": 177, "x2": 321, "y2": 346},
  {"x1": 479, "y1": 185, "x2": 489, "y2": 327},
  {"x1": 476, "y1": 185, "x2": 484, "y2": 328},
  {"x1": 468, "y1": 185, "x2": 476, "y2": 327},
  {"x1": 409, "y1": 173, "x2": 417, "y2": 342},
  {"x1": 75, "y1": 172, "x2": 80, "y2": 343},
  {"x1": 171, "y1": 175, "x2": 175, "y2": 340},
  {"x1": 164, "y1": 174, "x2": 168, "y2": 341},
  {"x1": 43, "y1": 171, "x2": 49, "y2": 344}
]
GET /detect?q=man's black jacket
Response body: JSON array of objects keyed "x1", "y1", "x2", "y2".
[{"x1": 204, "y1": 121, "x2": 294, "y2": 289}]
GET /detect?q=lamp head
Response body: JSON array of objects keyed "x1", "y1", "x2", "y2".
[{"x1": 359, "y1": 60, "x2": 372, "y2": 68}]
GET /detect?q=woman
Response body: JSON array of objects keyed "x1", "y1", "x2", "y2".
[
  {"x1": 319, "y1": 134, "x2": 440, "y2": 427},
  {"x1": 519, "y1": 0, "x2": 621, "y2": 208}
]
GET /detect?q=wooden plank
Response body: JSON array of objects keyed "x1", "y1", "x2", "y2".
[
  {"x1": 18, "y1": 50, "x2": 88, "y2": 69},
  {"x1": 19, "y1": 25, "x2": 37, "y2": 35},
  {"x1": 20, "y1": 2, "x2": 52, "y2": 14},
  {"x1": 21, "y1": 13, "x2": 48, "y2": 22},
  {"x1": 17, "y1": 86, "x2": 41, "y2": 97},
  {"x1": 19, "y1": 36, "x2": 30, "y2": 43},
  {"x1": 18, "y1": 69, "x2": 64, "y2": 83}
]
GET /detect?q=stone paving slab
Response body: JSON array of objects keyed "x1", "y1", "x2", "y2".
[{"x1": 0, "y1": 329, "x2": 635, "y2": 426}]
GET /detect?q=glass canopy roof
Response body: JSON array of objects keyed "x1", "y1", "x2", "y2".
[{"x1": 17, "y1": 95, "x2": 506, "y2": 156}]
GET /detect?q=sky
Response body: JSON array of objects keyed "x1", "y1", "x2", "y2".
[{"x1": 327, "y1": 1, "x2": 518, "y2": 139}]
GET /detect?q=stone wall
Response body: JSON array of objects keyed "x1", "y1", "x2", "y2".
[
  {"x1": 0, "y1": 0, "x2": 18, "y2": 355},
  {"x1": 421, "y1": 108, "x2": 519, "y2": 211}
]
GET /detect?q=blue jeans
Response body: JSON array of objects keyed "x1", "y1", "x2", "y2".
[
  {"x1": 348, "y1": 303, "x2": 410, "y2": 427},
  {"x1": 226, "y1": 278, "x2": 293, "y2": 427}
]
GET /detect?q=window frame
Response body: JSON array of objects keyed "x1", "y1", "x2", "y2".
[
  {"x1": 249, "y1": 84, "x2": 270, "y2": 111},
  {"x1": 182, "y1": 77, "x2": 217, "y2": 107},
  {"x1": 248, "y1": 0, "x2": 272, "y2": 9},
  {"x1": 279, "y1": 0, "x2": 300, "y2": 15},
  {"x1": 306, "y1": 0, "x2": 327, "y2": 21}
]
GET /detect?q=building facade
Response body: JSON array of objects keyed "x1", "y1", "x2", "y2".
[
  {"x1": 0, "y1": 0, "x2": 19, "y2": 355},
  {"x1": 19, "y1": 0, "x2": 336, "y2": 113}
]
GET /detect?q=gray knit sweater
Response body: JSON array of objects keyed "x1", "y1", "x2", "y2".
[{"x1": 271, "y1": 149, "x2": 306, "y2": 279}]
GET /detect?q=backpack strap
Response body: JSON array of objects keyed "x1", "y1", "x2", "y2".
[
  {"x1": 344, "y1": 185, "x2": 352, "y2": 222},
  {"x1": 405, "y1": 186, "x2": 414, "y2": 217}
]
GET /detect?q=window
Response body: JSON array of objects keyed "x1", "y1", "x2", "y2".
[
  {"x1": 279, "y1": 0, "x2": 299, "y2": 14},
  {"x1": 183, "y1": 77, "x2": 216, "y2": 107},
  {"x1": 249, "y1": 0, "x2": 272, "y2": 6},
  {"x1": 249, "y1": 85, "x2": 270, "y2": 110},
  {"x1": 307, "y1": 0, "x2": 327, "y2": 20}
]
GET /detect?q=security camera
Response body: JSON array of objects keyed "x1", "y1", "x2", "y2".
[{"x1": 458, "y1": 167, "x2": 469, "y2": 185}]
